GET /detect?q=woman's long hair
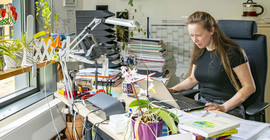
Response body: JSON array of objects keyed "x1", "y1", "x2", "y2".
[{"x1": 186, "y1": 11, "x2": 247, "y2": 91}]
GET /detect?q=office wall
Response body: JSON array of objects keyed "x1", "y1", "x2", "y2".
[
  {"x1": 79, "y1": 0, "x2": 270, "y2": 27},
  {"x1": 54, "y1": 0, "x2": 270, "y2": 38},
  {"x1": 53, "y1": 0, "x2": 270, "y2": 86}
]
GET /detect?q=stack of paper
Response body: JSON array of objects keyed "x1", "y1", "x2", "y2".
[
  {"x1": 129, "y1": 37, "x2": 167, "y2": 73},
  {"x1": 75, "y1": 68, "x2": 121, "y2": 82}
]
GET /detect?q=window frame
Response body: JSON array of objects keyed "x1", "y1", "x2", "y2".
[
  {"x1": 0, "y1": 27, "x2": 3, "y2": 36},
  {"x1": 0, "y1": 0, "x2": 58, "y2": 121}
]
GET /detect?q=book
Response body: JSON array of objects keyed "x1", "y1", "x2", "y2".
[
  {"x1": 130, "y1": 43, "x2": 164, "y2": 48},
  {"x1": 130, "y1": 45, "x2": 164, "y2": 51},
  {"x1": 179, "y1": 116, "x2": 240, "y2": 138},
  {"x1": 180, "y1": 128, "x2": 238, "y2": 140},
  {"x1": 130, "y1": 37, "x2": 163, "y2": 45}
]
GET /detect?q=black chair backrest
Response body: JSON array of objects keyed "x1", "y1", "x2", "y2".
[{"x1": 218, "y1": 20, "x2": 268, "y2": 109}]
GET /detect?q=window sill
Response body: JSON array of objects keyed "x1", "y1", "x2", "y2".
[{"x1": 0, "y1": 60, "x2": 57, "y2": 81}]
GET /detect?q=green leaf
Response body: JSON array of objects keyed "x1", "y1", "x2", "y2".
[
  {"x1": 130, "y1": 31, "x2": 134, "y2": 37},
  {"x1": 128, "y1": 0, "x2": 133, "y2": 6},
  {"x1": 149, "y1": 108, "x2": 178, "y2": 134},
  {"x1": 33, "y1": 31, "x2": 46, "y2": 39},
  {"x1": 122, "y1": 43, "x2": 125, "y2": 50},
  {"x1": 129, "y1": 99, "x2": 149, "y2": 108},
  {"x1": 118, "y1": 12, "x2": 123, "y2": 17}
]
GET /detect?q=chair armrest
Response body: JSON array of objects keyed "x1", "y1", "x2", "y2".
[
  {"x1": 246, "y1": 102, "x2": 270, "y2": 116},
  {"x1": 173, "y1": 89, "x2": 200, "y2": 99}
]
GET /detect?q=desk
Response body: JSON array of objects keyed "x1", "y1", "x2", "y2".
[
  {"x1": 54, "y1": 83, "x2": 270, "y2": 140},
  {"x1": 54, "y1": 91, "x2": 127, "y2": 140}
]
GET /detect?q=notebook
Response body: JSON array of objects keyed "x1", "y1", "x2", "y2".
[{"x1": 137, "y1": 79, "x2": 205, "y2": 112}]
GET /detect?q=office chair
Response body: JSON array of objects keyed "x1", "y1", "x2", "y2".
[{"x1": 178, "y1": 20, "x2": 269, "y2": 122}]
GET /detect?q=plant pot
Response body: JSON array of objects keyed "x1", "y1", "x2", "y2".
[
  {"x1": 21, "y1": 47, "x2": 35, "y2": 67},
  {"x1": 0, "y1": 55, "x2": 5, "y2": 71},
  {"x1": 3, "y1": 52, "x2": 22, "y2": 68},
  {"x1": 131, "y1": 116, "x2": 164, "y2": 140}
]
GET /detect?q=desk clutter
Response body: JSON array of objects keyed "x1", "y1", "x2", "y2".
[
  {"x1": 121, "y1": 37, "x2": 168, "y2": 74},
  {"x1": 56, "y1": 65, "x2": 269, "y2": 140},
  {"x1": 56, "y1": 88, "x2": 269, "y2": 140}
]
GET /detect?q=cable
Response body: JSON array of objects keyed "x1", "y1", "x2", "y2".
[
  {"x1": 43, "y1": 61, "x2": 61, "y2": 140},
  {"x1": 92, "y1": 120, "x2": 108, "y2": 140},
  {"x1": 72, "y1": 103, "x2": 101, "y2": 139},
  {"x1": 72, "y1": 111, "x2": 82, "y2": 140}
]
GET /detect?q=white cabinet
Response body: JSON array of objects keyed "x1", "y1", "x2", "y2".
[{"x1": 257, "y1": 24, "x2": 270, "y2": 123}]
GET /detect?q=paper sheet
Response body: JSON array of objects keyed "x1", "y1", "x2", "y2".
[
  {"x1": 213, "y1": 112, "x2": 270, "y2": 140},
  {"x1": 169, "y1": 108, "x2": 270, "y2": 140}
]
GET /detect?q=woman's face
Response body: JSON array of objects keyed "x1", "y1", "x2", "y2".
[{"x1": 188, "y1": 23, "x2": 214, "y2": 49}]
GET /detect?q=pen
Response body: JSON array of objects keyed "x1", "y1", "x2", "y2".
[
  {"x1": 201, "y1": 110, "x2": 208, "y2": 118},
  {"x1": 109, "y1": 79, "x2": 112, "y2": 96},
  {"x1": 106, "y1": 79, "x2": 109, "y2": 95}
]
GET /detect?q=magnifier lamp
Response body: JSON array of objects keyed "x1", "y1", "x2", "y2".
[{"x1": 59, "y1": 17, "x2": 140, "y2": 114}]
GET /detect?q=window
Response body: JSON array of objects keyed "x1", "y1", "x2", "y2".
[
  {"x1": 0, "y1": 27, "x2": 3, "y2": 36},
  {"x1": 9, "y1": 26, "x2": 13, "y2": 39},
  {"x1": 0, "y1": 0, "x2": 58, "y2": 120}
]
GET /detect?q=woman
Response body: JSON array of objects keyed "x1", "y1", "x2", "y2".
[{"x1": 168, "y1": 11, "x2": 255, "y2": 118}]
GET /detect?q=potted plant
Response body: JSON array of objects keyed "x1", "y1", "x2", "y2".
[
  {"x1": 127, "y1": 82, "x2": 179, "y2": 140},
  {"x1": 0, "y1": 35, "x2": 19, "y2": 70},
  {"x1": 35, "y1": 0, "x2": 59, "y2": 38},
  {"x1": 17, "y1": 32, "x2": 37, "y2": 66}
]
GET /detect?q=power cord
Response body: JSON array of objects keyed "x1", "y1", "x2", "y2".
[
  {"x1": 43, "y1": 61, "x2": 62, "y2": 140},
  {"x1": 92, "y1": 120, "x2": 108, "y2": 140},
  {"x1": 72, "y1": 103, "x2": 100, "y2": 140}
]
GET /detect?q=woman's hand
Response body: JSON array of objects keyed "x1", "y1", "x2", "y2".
[
  {"x1": 204, "y1": 102, "x2": 226, "y2": 112},
  {"x1": 168, "y1": 88, "x2": 177, "y2": 93}
]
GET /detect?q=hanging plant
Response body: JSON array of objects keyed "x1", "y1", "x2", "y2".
[{"x1": 117, "y1": 0, "x2": 147, "y2": 50}]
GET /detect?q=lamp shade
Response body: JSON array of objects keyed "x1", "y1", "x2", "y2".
[{"x1": 105, "y1": 17, "x2": 140, "y2": 27}]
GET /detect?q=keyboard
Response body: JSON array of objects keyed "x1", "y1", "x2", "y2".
[
  {"x1": 173, "y1": 94, "x2": 205, "y2": 112},
  {"x1": 148, "y1": 98, "x2": 175, "y2": 109},
  {"x1": 148, "y1": 95, "x2": 205, "y2": 112}
]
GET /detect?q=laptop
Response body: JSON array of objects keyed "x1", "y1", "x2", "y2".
[{"x1": 137, "y1": 79, "x2": 205, "y2": 112}]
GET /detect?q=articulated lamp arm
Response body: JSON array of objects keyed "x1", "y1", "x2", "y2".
[{"x1": 58, "y1": 17, "x2": 140, "y2": 115}]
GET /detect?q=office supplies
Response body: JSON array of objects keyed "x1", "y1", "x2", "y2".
[
  {"x1": 179, "y1": 116, "x2": 240, "y2": 138},
  {"x1": 85, "y1": 92, "x2": 125, "y2": 120},
  {"x1": 200, "y1": 110, "x2": 208, "y2": 118},
  {"x1": 109, "y1": 114, "x2": 126, "y2": 133},
  {"x1": 137, "y1": 79, "x2": 205, "y2": 111}
]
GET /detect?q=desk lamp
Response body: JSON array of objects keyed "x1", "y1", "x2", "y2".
[{"x1": 59, "y1": 17, "x2": 140, "y2": 114}]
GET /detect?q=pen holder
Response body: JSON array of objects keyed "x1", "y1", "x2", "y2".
[{"x1": 122, "y1": 81, "x2": 133, "y2": 94}]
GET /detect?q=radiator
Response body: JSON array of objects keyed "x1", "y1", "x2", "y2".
[{"x1": 0, "y1": 98, "x2": 66, "y2": 140}]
